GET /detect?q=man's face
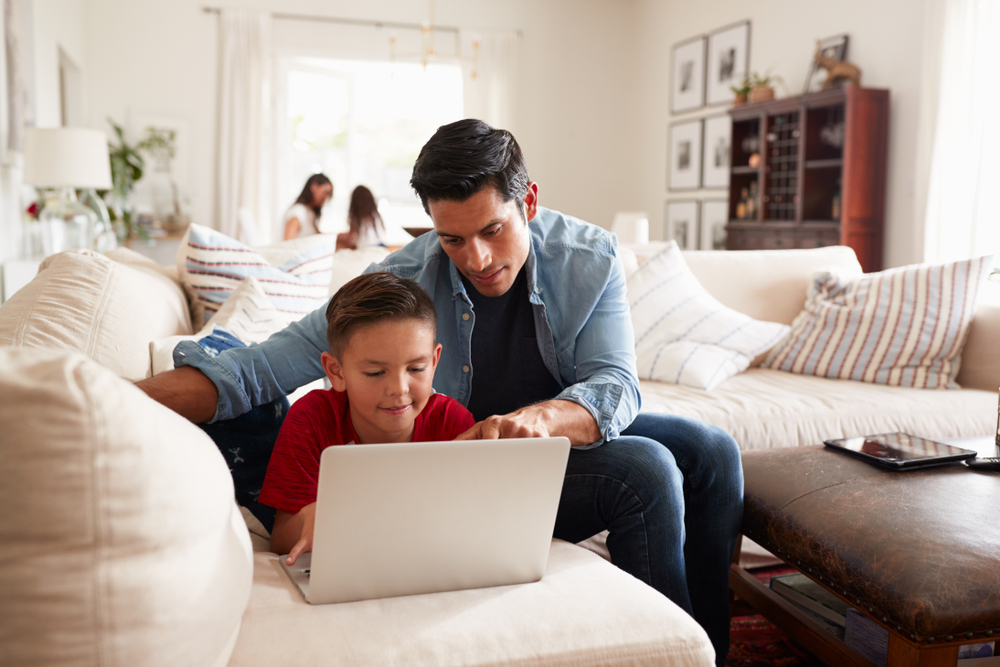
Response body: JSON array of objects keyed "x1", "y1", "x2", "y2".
[{"x1": 428, "y1": 184, "x2": 538, "y2": 297}]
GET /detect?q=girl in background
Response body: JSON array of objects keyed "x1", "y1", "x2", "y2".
[
  {"x1": 337, "y1": 185, "x2": 386, "y2": 249},
  {"x1": 283, "y1": 173, "x2": 333, "y2": 240}
]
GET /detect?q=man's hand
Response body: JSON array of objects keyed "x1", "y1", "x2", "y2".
[
  {"x1": 455, "y1": 399, "x2": 601, "y2": 447},
  {"x1": 284, "y1": 503, "x2": 317, "y2": 566}
]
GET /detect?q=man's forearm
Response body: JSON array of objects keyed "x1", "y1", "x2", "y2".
[
  {"x1": 134, "y1": 366, "x2": 219, "y2": 424},
  {"x1": 534, "y1": 399, "x2": 601, "y2": 446}
]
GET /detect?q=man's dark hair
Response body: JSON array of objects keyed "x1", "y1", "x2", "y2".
[
  {"x1": 410, "y1": 119, "x2": 529, "y2": 218},
  {"x1": 325, "y1": 272, "x2": 437, "y2": 358}
]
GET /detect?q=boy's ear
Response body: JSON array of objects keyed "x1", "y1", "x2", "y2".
[
  {"x1": 430, "y1": 343, "x2": 442, "y2": 372},
  {"x1": 321, "y1": 351, "x2": 347, "y2": 392}
]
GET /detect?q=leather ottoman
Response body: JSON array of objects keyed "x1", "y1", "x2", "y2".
[{"x1": 733, "y1": 445, "x2": 1000, "y2": 667}]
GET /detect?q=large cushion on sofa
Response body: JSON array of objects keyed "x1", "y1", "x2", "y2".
[
  {"x1": 230, "y1": 541, "x2": 714, "y2": 667},
  {"x1": 955, "y1": 281, "x2": 1000, "y2": 391},
  {"x1": 681, "y1": 245, "x2": 863, "y2": 325},
  {"x1": 0, "y1": 248, "x2": 193, "y2": 381},
  {"x1": 639, "y1": 368, "x2": 998, "y2": 450},
  {"x1": 0, "y1": 347, "x2": 253, "y2": 666}
]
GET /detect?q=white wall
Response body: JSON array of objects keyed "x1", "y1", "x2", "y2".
[
  {"x1": 81, "y1": 0, "x2": 643, "y2": 235},
  {"x1": 636, "y1": 0, "x2": 933, "y2": 268}
]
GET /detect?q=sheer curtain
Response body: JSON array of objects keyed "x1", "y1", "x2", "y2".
[
  {"x1": 924, "y1": 0, "x2": 1000, "y2": 263},
  {"x1": 216, "y1": 9, "x2": 272, "y2": 244},
  {"x1": 460, "y1": 30, "x2": 519, "y2": 134}
]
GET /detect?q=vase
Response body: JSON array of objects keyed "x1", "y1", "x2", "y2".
[
  {"x1": 749, "y1": 86, "x2": 775, "y2": 103},
  {"x1": 733, "y1": 92, "x2": 747, "y2": 106}
]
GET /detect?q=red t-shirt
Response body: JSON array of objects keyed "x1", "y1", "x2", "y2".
[{"x1": 259, "y1": 389, "x2": 475, "y2": 515}]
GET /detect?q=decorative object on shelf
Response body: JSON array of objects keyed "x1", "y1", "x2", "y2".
[
  {"x1": 671, "y1": 35, "x2": 706, "y2": 113},
  {"x1": 137, "y1": 126, "x2": 189, "y2": 232},
  {"x1": 700, "y1": 200, "x2": 728, "y2": 251},
  {"x1": 804, "y1": 34, "x2": 850, "y2": 93},
  {"x1": 706, "y1": 21, "x2": 750, "y2": 106},
  {"x1": 23, "y1": 128, "x2": 113, "y2": 257},
  {"x1": 748, "y1": 152, "x2": 761, "y2": 168},
  {"x1": 102, "y1": 118, "x2": 147, "y2": 243},
  {"x1": 814, "y1": 44, "x2": 861, "y2": 89},
  {"x1": 668, "y1": 119, "x2": 703, "y2": 191},
  {"x1": 665, "y1": 200, "x2": 699, "y2": 250},
  {"x1": 730, "y1": 76, "x2": 752, "y2": 106},
  {"x1": 702, "y1": 115, "x2": 731, "y2": 189},
  {"x1": 748, "y1": 69, "x2": 783, "y2": 104}
]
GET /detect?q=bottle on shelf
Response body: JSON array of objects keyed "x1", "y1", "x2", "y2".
[
  {"x1": 747, "y1": 181, "x2": 758, "y2": 219},
  {"x1": 736, "y1": 187, "x2": 749, "y2": 220}
]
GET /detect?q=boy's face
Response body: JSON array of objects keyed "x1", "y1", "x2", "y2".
[{"x1": 321, "y1": 318, "x2": 442, "y2": 444}]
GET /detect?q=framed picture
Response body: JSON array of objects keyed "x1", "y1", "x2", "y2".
[
  {"x1": 668, "y1": 119, "x2": 702, "y2": 191},
  {"x1": 671, "y1": 36, "x2": 705, "y2": 114},
  {"x1": 706, "y1": 21, "x2": 750, "y2": 106},
  {"x1": 804, "y1": 34, "x2": 849, "y2": 93},
  {"x1": 700, "y1": 200, "x2": 729, "y2": 251},
  {"x1": 665, "y1": 200, "x2": 699, "y2": 250},
  {"x1": 701, "y1": 115, "x2": 731, "y2": 189},
  {"x1": 2, "y1": 0, "x2": 35, "y2": 166}
]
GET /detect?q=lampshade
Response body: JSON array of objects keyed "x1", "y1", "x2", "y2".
[{"x1": 23, "y1": 127, "x2": 113, "y2": 189}]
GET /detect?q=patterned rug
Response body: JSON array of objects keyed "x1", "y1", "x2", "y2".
[{"x1": 726, "y1": 566, "x2": 823, "y2": 667}]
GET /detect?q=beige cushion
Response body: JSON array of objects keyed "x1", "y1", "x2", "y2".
[
  {"x1": 0, "y1": 347, "x2": 253, "y2": 666},
  {"x1": 230, "y1": 541, "x2": 714, "y2": 667},
  {"x1": 682, "y1": 245, "x2": 863, "y2": 325},
  {"x1": 639, "y1": 368, "x2": 997, "y2": 450},
  {"x1": 956, "y1": 281, "x2": 1000, "y2": 391},
  {"x1": 0, "y1": 249, "x2": 193, "y2": 381}
]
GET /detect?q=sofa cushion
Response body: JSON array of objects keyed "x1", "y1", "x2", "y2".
[
  {"x1": 230, "y1": 541, "x2": 714, "y2": 667},
  {"x1": 639, "y1": 368, "x2": 998, "y2": 450},
  {"x1": 763, "y1": 256, "x2": 994, "y2": 388},
  {"x1": 0, "y1": 248, "x2": 193, "y2": 381},
  {"x1": 0, "y1": 347, "x2": 253, "y2": 666},
  {"x1": 177, "y1": 224, "x2": 336, "y2": 325},
  {"x1": 628, "y1": 242, "x2": 790, "y2": 390}
]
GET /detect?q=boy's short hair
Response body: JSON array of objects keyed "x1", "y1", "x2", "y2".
[{"x1": 325, "y1": 272, "x2": 437, "y2": 358}]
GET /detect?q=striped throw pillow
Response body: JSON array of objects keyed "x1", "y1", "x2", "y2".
[
  {"x1": 628, "y1": 242, "x2": 790, "y2": 391},
  {"x1": 762, "y1": 256, "x2": 994, "y2": 388},
  {"x1": 178, "y1": 224, "x2": 336, "y2": 325}
]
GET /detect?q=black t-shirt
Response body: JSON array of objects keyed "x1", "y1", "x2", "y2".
[{"x1": 462, "y1": 268, "x2": 563, "y2": 422}]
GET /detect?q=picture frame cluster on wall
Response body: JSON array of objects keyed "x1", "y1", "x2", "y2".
[
  {"x1": 667, "y1": 114, "x2": 731, "y2": 191},
  {"x1": 670, "y1": 20, "x2": 750, "y2": 113},
  {"x1": 665, "y1": 199, "x2": 728, "y2": 252}
]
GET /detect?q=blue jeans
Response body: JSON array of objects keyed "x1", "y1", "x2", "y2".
[{"x1": 554, "y1": 413, "x2": 743, "y2": 667}]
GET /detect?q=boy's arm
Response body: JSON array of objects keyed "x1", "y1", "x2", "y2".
[{"x1": 271, "y1": 504, "x2": 317, "y2": 565}]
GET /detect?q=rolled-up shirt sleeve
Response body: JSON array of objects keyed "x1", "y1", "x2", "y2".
[
  {"x1": 553, "y1": 252, "x2": 640, "y2": 448},
  {"x1": 173, "y1": 304, "x2": 331, "y2": 423}
]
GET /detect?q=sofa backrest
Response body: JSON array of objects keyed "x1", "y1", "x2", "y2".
[{"x1": 680, "y1": 245, "x2": 863, "y2": 325}]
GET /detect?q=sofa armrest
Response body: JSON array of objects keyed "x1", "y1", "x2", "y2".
[{"x1": 956, "y1": 282, "x2": 1000, "y2": 392}]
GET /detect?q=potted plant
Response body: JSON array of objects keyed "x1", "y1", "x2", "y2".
[
  {"x1": 99, "y1": 118, "x2": 147, "y2": 243},
  {"x1": 137, "y1": 126, "x2": 189, "y2": 232},
  {"x1": 730, "y1": 76, "x2": 752, "y2": 106},
  {"x1": 749, "y1": 69, "x2": 783, "y2": 104}
]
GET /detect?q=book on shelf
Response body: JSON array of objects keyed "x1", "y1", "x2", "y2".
[
  {"x1": 844, "y1": 608, "x2": 888, "y2": 667},
  {"x1": 770, "y1": 572, "x2": 851, "y2": 627}
]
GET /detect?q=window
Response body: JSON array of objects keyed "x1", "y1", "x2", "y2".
[{"x1": 275, "y1": 57, "x2": 464, "y2": 239}]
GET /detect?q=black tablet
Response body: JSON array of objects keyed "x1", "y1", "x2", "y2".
[{"x1": 823, "y1": 432, "x2": 978, "y2": 470}]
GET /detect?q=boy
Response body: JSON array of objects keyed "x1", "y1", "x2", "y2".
[{"x1": 259, "y1": 272, "x2": 475, "y2": 565}]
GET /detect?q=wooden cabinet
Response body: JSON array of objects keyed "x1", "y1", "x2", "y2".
[{"x1": 726, "y1": 87, "x2": 889, "y2": 272}]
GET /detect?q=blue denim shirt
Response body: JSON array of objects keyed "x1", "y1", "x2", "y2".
[{"x1": 173, "y1": 206, "x2": 640, "y2": 448}]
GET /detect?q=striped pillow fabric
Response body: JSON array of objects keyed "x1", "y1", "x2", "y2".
[
  {"x1": 762, "y1": 256, "x2": 994, "y2": 388},
  {"x1": 177, "y1": 224, "x2": 336, "y2": 325},
  {"x1": 627, "y1": 242, "x2": 790, "y2": 391}
]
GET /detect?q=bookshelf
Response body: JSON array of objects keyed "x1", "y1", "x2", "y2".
[{"x1": 725, "y1": 86, "x2": 889, "y2": 272}]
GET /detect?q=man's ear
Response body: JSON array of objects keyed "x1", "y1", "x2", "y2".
[
  {"x1": 523, "y1": 182, "x2": 539, "y2": 222},
  {"x1": 321, "y1": 351, "x2": 347, "y2": 392}
]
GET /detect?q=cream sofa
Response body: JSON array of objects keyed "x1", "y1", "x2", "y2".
[{"x1": 2, "y1": 243, "x2": 998, "y2": 666}]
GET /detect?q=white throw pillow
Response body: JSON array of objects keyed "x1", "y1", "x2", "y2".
[
  {"x1": 151, "y1": 276, "x2": 284, "y2": 375},
  {"x1": 329, "y1": 246, "x2": 392, "y2": 295},
  {"x1": 0, "y1": 346, "x2": 253, "y2": 666},
  {"x1": 0, "y1": 248, "x2": 193, "y2": 381},
  {"x1": 627, "y1": 242, "x2": 790, "y2": 391},
  {"x1": 177, "y1": 224, "x2": 336, "y2": 326}
]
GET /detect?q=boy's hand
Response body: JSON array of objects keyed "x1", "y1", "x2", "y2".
[{"x1": 284, "y1": 502, "x2": 317, "y2": 566}]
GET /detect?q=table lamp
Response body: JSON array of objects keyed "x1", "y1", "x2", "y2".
[{"x1": 23, "y1": 127, "x2": 113, "y2": 256}]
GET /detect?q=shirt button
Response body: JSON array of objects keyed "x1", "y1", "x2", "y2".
[
  {"x1": 462, "y1": 365, "x2": 470, "y2": 373},
  {"x1": 462, "y1": 313, "x2": 470, "y2": 321}
]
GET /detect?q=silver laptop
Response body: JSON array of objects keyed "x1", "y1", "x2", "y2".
[{"x1": 280, "y1": 437, "x2": 571, "y2": 604}]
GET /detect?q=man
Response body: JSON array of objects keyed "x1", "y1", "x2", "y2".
[{"x1": 138, "y1": 119, "x2": 742, "y2": 665}]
